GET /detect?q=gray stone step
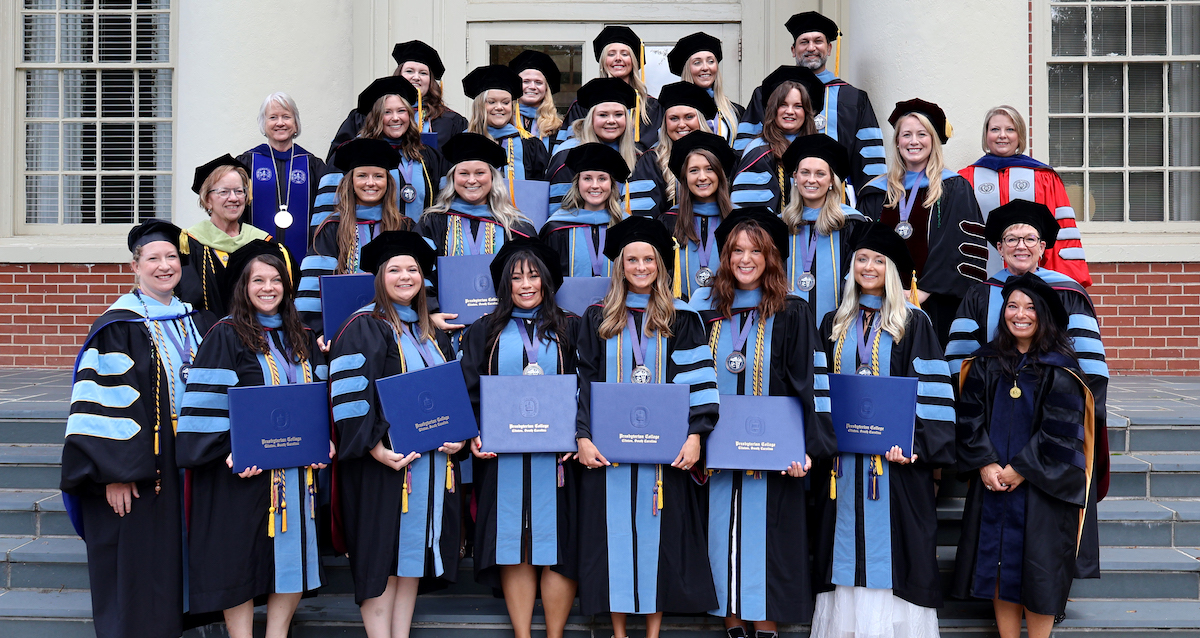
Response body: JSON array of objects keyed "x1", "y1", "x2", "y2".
[
  {"x1": 1106, "y1": 453, "x2": 1200, "y2": 499},
  {"x1": 0, "y1": 445, "x2": 63, "y2": 491},
  {"x1": 0, "y1": 490, "x2": 72, "y2": 537},
  {"x1": 0, "y1": 420, "x2": 66, "y2": 446}
]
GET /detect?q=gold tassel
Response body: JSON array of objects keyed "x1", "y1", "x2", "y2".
[
  {"x1": 307, "y1": 466, "x2": 316, "y2": 520},
  {"x1": 909, "y1": 272, "x2": 921, "y2": 308},
  {"x1": 279, "y1": 470, "x2": 287, "y2": 533},
  {"x1": 508, "y1": 139, "x2": 518, "y2": 206},
  {"x1": 268, "y1": 471, "x2": 277, "y2": 538},
  {"x1": 672, "y1": 243, "x2": 682, "y2": 299},
  {"x1": 835, "y1": 32, "x2": 842, "y2": 77},
  {"x1": 402, "y1": 466, "x2": 411, "y2": 514},
  {"x1": 417, "y1": 89, "x2": 424, "y2": 131},
  {"x1": 446, "y1": 456, "x2": 455, "y2": 492},
  {"x1": 624, "y1": 180, "x2": 631, "y2": 216},
  {"x1": 634, "y1": 93, "x2": 641, "y2": 142},
  {"x1": 178, "y1": 229, "x2": 191, "y2": 254}
]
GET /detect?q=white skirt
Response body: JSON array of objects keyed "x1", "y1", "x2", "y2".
[{"x1": 810, "y1": 586, "x2": 940, "y2": 638}]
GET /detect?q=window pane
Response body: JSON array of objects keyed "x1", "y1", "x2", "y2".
[
  {"x1": 1170, "y1": 117, "x2": 1200, "y2": 167},
  {"x1": 99, "y1": 0, "x2": 131, "y2": 8},
  {"x1": 1052, "y1": 6, "x2": 1088, "y2": 56},
  {"x1": 1175, "y1": 5, "x2": 1200, "y2": 55},
  {"x1": 1129, "y1": 172, "x2": 1165, "y2": 221},
  {"x1": 98, "y1": 14, "x2": 132, "y2": 62},
  {"x1": 99, "y1": 122, "x2": 134, "y2": 170},
  {"x1": 138, "y1": 69, "x2": 172, "y2": 117},
  {"x1": 1049, "y1": 118, "x2": 1084, "y2": 167},
  {"x1": 137, "y1": 0, "x2": 170, "y2": 7},
  {"x1": 100, "y1": 70, "x2": 135, "y2": 118},
  {"x1": 1049, "y1": 64, "x2": 1084, "y2": 113},
  {"x1": 1090, "y1": 172, "x2": 1125, "y2": 221},
  {"x1": 60, "y1": 1, "x2": 95, "y2": 8},
  {"x1": 138, "y1": 175, "x2": 171, "y2": 221},
  {"x1": 136, "y1": 13, "x2": 170, "y2": 62},
  {"x1": 1169, "y1": 63, "x2": 1200, "y2": 113},
  {"x1": 100, "y1": 176, "x2": 135, "y2": 224},
  {"x1": 26, "y1": 175, "x2": 60, "y2": 224},
  {"x1": 1089, "y1": 118, "x2": 1124, "y2": 167},
  {"x1": 60, "y1": 13, "x2": 94, "y2": 63},
  {"x1": 24, "y1": 0, "x2": 56, "y2": 8},
  {"x1": 63, "y1": 174, "x2": 97, "y2": 224},
  {"x1": 1091, "y1": 6, "x2": 1127, "y2": 56},
  {"x1": 26, "y1": 122, "x2": 59, "y2": 171},
  {"x1": 1059, "y1": 171, "x2": 1088, "y2": 220},
  {"x1": 1128, "y1": 63, "x2": 1164, "y2": 112},
  {"x1": 1131, "y1": 5, "x2": 1167, "y2": 55},
  {"x1": 1170, "y1": 171, "x2": 1200, "y2": 221},
  {"x1": 26, "y1": 69, "x2": 59, "y2": 118},
  {"x1": 1129, "y1": 118, "x2": 1164, "y2": 166},
  {"x1": 63, "y1": 69, "x2": 97, "y2": 118},
  {"x1": 23, "y1": 14, "x2": 56, "y2": 63},
  {"x1": 63, "y1": 122, "x2": 97, "y2": 171},
  {"x1": 1088, "y1": 64, "x2": 1123, "y2": 113},
  {"x1": 138, "y1": 122, "x2": 170, "y2": 170}
]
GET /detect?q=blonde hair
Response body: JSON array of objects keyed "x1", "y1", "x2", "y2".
[
  {"x1": 598, "y1": 243, "x2": 676, "y2": 340},
  {"x1": 468, "y1": 90, "x2": 522, "y2": 139},
  {"x1": 654, "y1": 114, "x2": 712, "y2": 204},
  {"x1": 198, "y1": 165, "x2": 250, "y2": 212},
  {"x1": 332, "y1": 173, "x2": 409, "y2": 273},
  {"x1": 360, "y1": 94, "x2": 424, "y2": 162},
  {"x1": 560, "y1": 173, "x2": 626, "y2": 226},
  {"x1": 599, "y1": 44, "x2": 652, "y2": 127},
  {"x1": 257, "y1": 92, "x2": 301, "y2": 138},
  {"x1": 885, "y1": 112, "x2": 946, "y2": 210},
  {"x1": 681, "y1": 64, "x2": 738, "y2": 141},
  {"x1": 781, "y1": 161, "x2": 848, "y2": 236},
  {"x1": 526, "y1": 84, "x2": 563, "y2": 137},
  {"x1": 828, "y1": 252, "x2": 910, "y2": 346},
  {"x1": 570, "y1": 104, "x2": 639, "y2": 170},
  {"x1": 422, "y1": 165, "x2": 530, "y2": 238},
  {"x1": 981, "y1": 105, "x2": 1027, "y2": 155}
]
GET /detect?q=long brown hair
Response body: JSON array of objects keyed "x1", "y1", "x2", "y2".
[
  {"x1": 332, "y1": 173, "x2": 411, "y2": 273},
  {"x1": 672, "y1": 149, "x2": 734, "y2": 246},
  {"x1": 598, "y1": 244, "x2": 676, "y2": 339},
  {"x1": 370, "y1": 258, "x2": 436, "y2": 343},
  {"x1": 360, "y1": 94, "x2": 425, "y2": 162},
  {"x1": 228, "y1": 254, "x2": 310, "y2": 363},
  {"x1": 762, "y1": 81, "x2": 816, "y2": 161},
  {"x1": 710, "y1": 224, "x2": 788, "y2": 320}
]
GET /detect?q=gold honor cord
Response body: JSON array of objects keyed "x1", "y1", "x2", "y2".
[
  {"x1": 507, "y1": 138, "x2": 518, "y2": 206},
  {"x1": 262, "y1": 339, "x2": 318, "y2": 537}
]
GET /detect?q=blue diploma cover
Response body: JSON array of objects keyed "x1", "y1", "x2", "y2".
[
  {"x1": 437, "y1": 254, "x2": 498, "y2": 324},
  {"x1": 513, "y1": 180, "x2": 550, "y2": 230},
  {"x1": 555, "y1": 277, "x2": 611, "y2": 316},
  {"x1": 479, "y1": 375, "x2": 579, "y2": 453},
  {"x1": 320, "y1": 273, "x2": 376, "y2": 337},
  {"x1": 705, "y1": 394, "x2": 805, "y2": 471},
  {"x1": 228, "y1": 382, "x2": 332, "y2": 472},
  {"x1": 589, "y1": 382, "x2": 689, "y2": 464},
  {"x1": 828, "y1": 374, "x2": 917, "y2": 457},
  {"x1": 420, "y1": 132, "x2": 439, "y2": 150},
  {"x1": 376, "y1": 360, "x2": 480, "y2": 454}
]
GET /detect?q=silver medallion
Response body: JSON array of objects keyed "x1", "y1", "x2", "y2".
[
  {"x1": 179, "y1": 363, "x2": 191, "y2": 383},
  {"x1": 522, "y1": 362, "x2": 544, "y2": 376},
  {"x1": 400, "y1": 184, "x2": 418, "y2": 204},
  {"x1": 631, "y1": 365, "x2": 653, "y2": 384},
  {"x1": 695, "y1": 267, "x2": 713, "y2": 287},
  {"x1": 814, "y1": 113, "x2": 827, "y2": 131},
  {"x1": 856, "y1": 364, "x2": 873, "y2": 376},
  {"x1": 798, "y1": 272, "x2": 816, "y2": 292},
  {"x1": 274, "y1": 205, "x2": 293, "y2": 230},
  {"x1": 726, "y1": 351, "x2": 746, "y2": 374},
  {"x1": 895, "y1": 221, "x2": 914, "y2": 239}
]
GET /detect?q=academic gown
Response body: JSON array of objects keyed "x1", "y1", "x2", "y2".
[
  {"x1": 960, "y1": 155, "x2": 1091, "y2": 286},
  {"x1": 574, "y1": 294, "x2": 720, "y2": 616},
  {"x1": 296, "y1": 205, "x2": 391, "y2": 336},
  {"x1": 857, "y1": 171, "x2": 988, "y2": 346},
  {"x1": 626, "y1": 152, "x2": 670, "y2": 220},
  {"x1": 730, "y1": 135, "x2": 796, "y2": 213},
  {"x1": 313, "y1": 144, "x2": 446, "y2": 232},
  {"x1": 735, "y1": 71, "x2": 885, "y2": 200},
  {"x1": 707, "y1": 98, "x2": 745, "y2": 147},
  {"x1": 691, "y1": 290, "x2": 836, "y2": 623},
  {"x1": 327, "y1": 306, "x2": 461, "y2": 604},
  {"x1": 415, "y1": 201, "x2": 536, "y2": 290},
  {"x1": 812, "y1": 302, "x2": 956, "y2": 610},
  {"x1": 327, "y1": 108, "x2": 468, "y2": 161},
  {"x1": 539, "y1": 208, "x2": 618, "y2": 278},
  {"x1": 177, "y1": 319, "x2": 328, "y2": 613},
  {"x1": 177, "y1": 220, "x2": 277, "y2": 320},
  {"x1": 519, "y1": 104, "x2": 562, "y2": 151},
  {"x1": 661, "y1": 203, "x2": 725, "y2": 303},
  {"x1": 560, "y1": 93, "x2": 663, "y2": 152},
  {"x1": 460, "y1": 311, "x2": 582, "y2": 589},
  {"x1": 61, "y1": 293, "x2": 209, "y2": 638},
  {"x1": 953, "y1": 348, "x2": 1096, "y2": 616},
  {"x1": 944, "y1": 267, "x2": 1108, "y2": 576},
  {"x1": 785, "y1": 208, "x2": 869, "y2": 324},
  {"x1": 545, "y1": 140, "x2": 637, "y2": 216},
  {"x1": 237, "y1": 144, "x2": 328, "y2": 258},
  {"x1": 490, "y1": 125, "x2": 552, "y2": 181}
]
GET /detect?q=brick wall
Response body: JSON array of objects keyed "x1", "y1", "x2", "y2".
[{"x1": 1, "y1": 261, "x2": 1199, "y2": 374}]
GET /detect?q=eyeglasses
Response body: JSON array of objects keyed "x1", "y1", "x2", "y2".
[
  {"x1": 208, "y1": 188, "x2": 246, "y2": 198},
  {"x1": 1002, "y1": 235, "x2": 1041, "y2": 248}
]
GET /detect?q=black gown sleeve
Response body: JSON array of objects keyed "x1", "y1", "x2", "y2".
[
  {"x1": 522, "y1": 137, "x2": 551, "y2": 181},
  {"x1": 574, "y1": 306, "x2": 605, "y2": 440},
  {"x1": 1010, "y1": 365, "x2": 1090, "y2": 507},
  {"x1": 176, "y1": 321, "x2": 251, "y2": 468},
  {"x1": 459, "y1": 318, "x2": 494, "y2": 423},
  {"x1": 779, "y1": 298, "x2": 837, "y2": 459},
  {"x1": 954, "y1": 354, "x2": 1001, "y2": 473},
  {"x1": 328, "y1": 313, "x2": 395, "y2": 461},
  {"x1": 669, "y1": 306, "x2": 720, "y2": 436}
]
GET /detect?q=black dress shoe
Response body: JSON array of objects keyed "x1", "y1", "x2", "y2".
[{"x1": 1054, "y1": 612, "x2": 1066, "y2": 624}]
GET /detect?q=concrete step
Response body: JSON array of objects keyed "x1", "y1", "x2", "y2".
[
  {"x1": 0, "y1": 420, "x2": 66, "y2": 446},
  {"x1": 1108, "y1": 453, "x2": 1200, "y2": 499},
  {"x1": 0, "y1": 445, "x2": 62, "y2": 491},
  {"x1": 0, "y1": 491, "x2": 72, "y2": 537}
]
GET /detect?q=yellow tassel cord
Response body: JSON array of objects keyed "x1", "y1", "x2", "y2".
[
  {"x1": 417, "y1": 89, "x2": 424, "y2": 132},
  {"x1": 624, "y1": 180, "x2": 632, "y2": 216},
  {"x1": 835, "y1": 32, "x2": 842, "y2": 77},
  {"x1": 830, "y1": 457, "x2": 839, "y2": 500},
  {"x1": 634, "y1": 93, "x2": 641, "y2": 142},
  {"x1": 446, "y1": 455, "x2": 455, "y2": 493},
  {"x1": 672, "y1": 240, "x2": 683, "y2": 299},
  {"x1": 402, "y1": 466, "x2": 411, "y2": 513},
  {"x1": 777, "y1": 166, "x2": 786, "y2": 206},
  {"x1": 909, "y1": 273, "x2": 921, "y2": 308},
  {"x1": 507, "y1": 138, "x2": 518, "y2": 206},
  {"x1": 279, "y1": 470, "x2": 288, "y2": 533},
  {"x1": 307, "y1": 467, "x2": 316, "y2": 520},
  {"x1": 268, "y1": 471, "x2": 278, "y2": 538},
  {"x1": 653, "y1": 464, "x2": 664, "y2": 515}
]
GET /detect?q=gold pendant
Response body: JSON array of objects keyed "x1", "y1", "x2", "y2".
[{"x1": 1010, "y1": 385, "x2": 1022, "y2": 399}]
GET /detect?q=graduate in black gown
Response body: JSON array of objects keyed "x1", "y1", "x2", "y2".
[
  {"x1": 668, "y1": 32, "x2": 744, "y2": 146},
  {"x1": 546, "y1": 78, "x2": 641, "y2": 216},
  {"x1": 463, "y1": 64, "x2": 550, "y2": 181},
  {"x1": 809, "y1": 223, "x2": 956, "y2": 638},
  {"x1": 62, "y1": 219, "x2": 210, "y2": 638},
  {"x1": 625, "y1": 82, "x2": 716, "y2": 220},
  {"x1": 659, "y1": 131, "x2": 736, "y2": 302},
  {"x1": 327, "y1": 40, "x2": 467, "y2": 159},
  {"x1": 177, "y1": 241, "x2": 330, "y2": 637},
  {"x1": 327, "y1": 231, "x2": 464, "y2": 637},
  {"x1": 574, "y1": 217, "x2": 719, "y2": 638},
  {"x1": 953, "y1": 274, "x2": 1095, "y2": 638},
  {"x1": 688, "y1": 208, "x2": 836, "y2": 636},
  {"x1": 461, "y1": 238, "x2": 580, "y2": 638},
  {"x1": 539, "y1": 143, "x2": 629, "y2": 278},
  {"x1": 857, "y1": 99, "x2": 988, "y2": 347},
  {"x1": 509, "y1": 49, "x2": 565, "y2": 150}
]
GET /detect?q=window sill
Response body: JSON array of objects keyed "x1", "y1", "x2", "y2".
[
  {"x1": 0, "y1": 236, "x2": 129, "y2": 264},
  {"x1": 1078, "y1": 222, "x2": 1200, "y2": 263}
]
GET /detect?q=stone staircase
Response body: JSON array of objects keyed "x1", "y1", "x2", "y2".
[{"x1": 0, "y1": 371, "x2": 1198, "y2": 636}]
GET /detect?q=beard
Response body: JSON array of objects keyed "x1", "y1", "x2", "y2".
[{"x1": 795, "y1": 52, "x2": 827, "y2": 71}]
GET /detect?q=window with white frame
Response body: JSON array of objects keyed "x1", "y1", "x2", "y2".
[
  {"x1": 1047, "y1": 0, "x2": 1199, "y2": 222},
  {"x1": 19, "y1": 0, "x2": 172, "y2": 228}
]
